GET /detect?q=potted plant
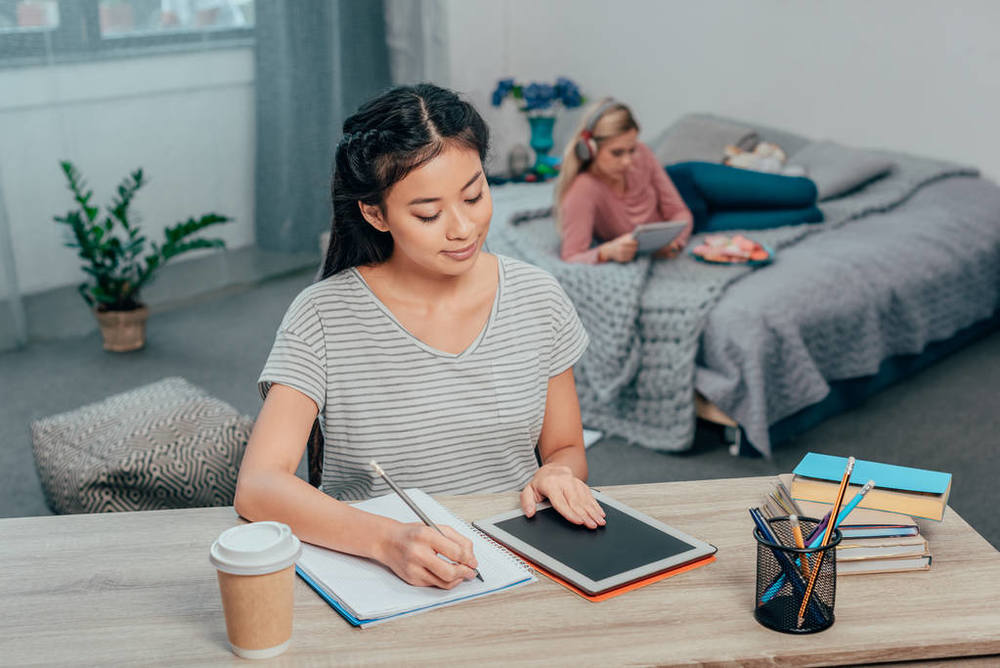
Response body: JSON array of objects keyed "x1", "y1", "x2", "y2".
[
  {"x1": 54, "y1": 160, "x2": 232, "y2": 352},
  {"x1": 491, "y1": 76, "x2": 586, "y2": 177}
]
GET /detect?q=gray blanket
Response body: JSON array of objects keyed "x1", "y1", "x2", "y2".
[
  {"x1": 487, "y1": 147, "x2": 980, "y2": 455},
  {"x1": 697, "y1": 172, "x2": 1000, "y2": 456}
]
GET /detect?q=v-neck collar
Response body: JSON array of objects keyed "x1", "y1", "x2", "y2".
[
  {"x1": 588, "y1": 164, "x2": 635, "y2": 200},
  {"x1": 350, "y1": 256, "x2": 504, "y2": 360}
]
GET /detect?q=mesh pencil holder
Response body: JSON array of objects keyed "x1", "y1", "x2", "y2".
[{"x1": 753, "y1": 516, "x2": 841, "y2": 634}]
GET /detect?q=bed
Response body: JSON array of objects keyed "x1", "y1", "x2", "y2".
[{"x1": 486, "y1": 115, "x2": 1000, "y2": 458}]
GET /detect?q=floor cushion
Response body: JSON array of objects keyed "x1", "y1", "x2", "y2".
[{"x1": 31, "y1": 377, "x2": 253, "y2": 513}]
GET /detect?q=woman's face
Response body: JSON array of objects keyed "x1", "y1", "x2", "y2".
[
  {"x1": 591, "y1": 128, "x2": 639, "y2": 181},
  {"x1": 362, "y1": 143, "x2": 492, "y2": 277}
]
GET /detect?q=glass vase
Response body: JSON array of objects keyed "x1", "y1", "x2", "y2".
[{"x1": 527, "y1": 115, "x2": 557, "y2": 176}]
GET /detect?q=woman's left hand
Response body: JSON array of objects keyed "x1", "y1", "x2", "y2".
[
  {"x1": 654, "y1": 238, "x2": 686, "y2": 259},
  {"x1": 520, "y1": 464, "x2": 606, "y2": 529}
]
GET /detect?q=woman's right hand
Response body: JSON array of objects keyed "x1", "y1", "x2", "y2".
[
  {"x1": 599, "y1": 232, "x2": 639, "y2": 263},
  {"x1": 376, "y1": 522, "x2": 479, "y2": 589}
]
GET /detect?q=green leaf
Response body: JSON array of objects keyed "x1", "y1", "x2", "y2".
[
  {"x1": 160, "y1": 238, "x2": 225, "y2": 261},
  {"x1": 77, "y1": 283, "x2": 95, "y2": 307},
  {"x1": 108, "y1": 167, "x2": 146, "y2": 231},
  {"x1": 57, "y1": 160, "x2": 229, "y2": 308}
]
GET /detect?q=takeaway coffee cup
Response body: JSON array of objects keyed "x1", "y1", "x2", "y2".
[{"x1": 210, "y1": 522, "x2": 302, "y2": 659}]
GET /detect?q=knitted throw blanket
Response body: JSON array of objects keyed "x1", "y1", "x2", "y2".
[{"x1": 486, "y1": 151, "x2": 977, "y2": 451}]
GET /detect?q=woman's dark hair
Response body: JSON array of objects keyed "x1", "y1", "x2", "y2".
[{"x1": 322, "y1": 83, "x2": 490, "y2": 278}]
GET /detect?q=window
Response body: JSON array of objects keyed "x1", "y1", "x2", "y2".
[
  {"x1": 0, "y1": 1, "x2": 60, "y2": 32},
  {"x1": 0, "y1": 0, "x2": 254, "y2": 66}
]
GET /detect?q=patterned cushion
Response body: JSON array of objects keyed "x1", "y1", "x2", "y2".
[{"x1": 31, "y1": 377, "x2": 253, "y2": 514}]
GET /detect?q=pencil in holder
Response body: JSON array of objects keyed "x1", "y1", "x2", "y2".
[{"x1": 753, "y1": 516, "x2": 841, "y2": 634}]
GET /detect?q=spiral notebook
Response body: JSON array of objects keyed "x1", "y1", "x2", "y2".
[{"x1": 296, "y1": 489, "x2": 536, "y2": 627}]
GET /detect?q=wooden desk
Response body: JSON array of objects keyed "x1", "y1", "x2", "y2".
[{"x1": 2, "y1": 477, "x2": 999, "y2": 666}]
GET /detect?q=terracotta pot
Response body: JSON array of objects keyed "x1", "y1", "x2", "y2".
[{"x1": 94, "y1": 306, "x2": 149, "y2": 352}]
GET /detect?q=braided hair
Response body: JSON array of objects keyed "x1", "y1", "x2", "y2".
[{"x1": 322, "y1": 83, "x2": 490, "y2": 278}]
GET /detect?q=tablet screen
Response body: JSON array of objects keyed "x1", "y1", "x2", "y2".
[{"x1": 493, "y1": 502, "x2": 697, "y2": 581}]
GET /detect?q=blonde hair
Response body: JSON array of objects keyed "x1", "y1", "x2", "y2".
[{"x1": 553, "y1": 98, "x2": 640, "y2": 228}]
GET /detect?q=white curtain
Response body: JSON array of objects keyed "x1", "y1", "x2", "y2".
[
  {"x1": 383, "y1": 0, "x2": 450, "y2": 85},
  {"x1": 0, "y1": 168, "x2": 27, "y2": 347}
]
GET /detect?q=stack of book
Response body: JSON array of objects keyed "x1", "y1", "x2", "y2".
[{"x1": 762, "y1": 453, "x2": 951, "y2": 575}]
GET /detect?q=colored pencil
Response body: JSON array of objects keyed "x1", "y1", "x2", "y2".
[
  {"x1": 789, "y1": 514, "x2": 810, "y2": 579},
  {"x1": 796, "y1": 456, "x2": 855, "y2": 628}
]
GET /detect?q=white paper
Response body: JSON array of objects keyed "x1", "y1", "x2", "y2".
[{"x1": 297, "y1": 489, "x2": 534, "y2": 621}]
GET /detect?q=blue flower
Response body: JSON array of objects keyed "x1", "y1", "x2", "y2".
[
  {"x1": 554, "y1": 76, "x2": 584, "y2": 108},
  {"x1": 523, "y1": 83, "x2": 555, "y2": 111},
  {"x1": 493, "y1": 76, "x2": 584, "y2": 112},
  {"x1": 491, "y1": 77, "x2": 516, "y2": 107}
]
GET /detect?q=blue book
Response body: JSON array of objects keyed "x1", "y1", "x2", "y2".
[{"x1": 791, "y1": 453, "x2": 952, "y2": 521}]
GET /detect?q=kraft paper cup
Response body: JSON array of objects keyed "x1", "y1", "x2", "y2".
[{"x1": 210, "y1": 522, "x2": 302, "y2": 659}]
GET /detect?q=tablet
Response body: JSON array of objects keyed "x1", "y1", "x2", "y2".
[
  {"x1": 473, "y1": 490, "x2": 717, "y2": 596},
  {"x1": 632, "y1": 220, "x2": 688, "y2": 254}
]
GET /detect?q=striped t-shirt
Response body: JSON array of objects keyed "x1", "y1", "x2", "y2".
[{"x1": 258, "y1": 254, "x2": 589, "y2": 500}]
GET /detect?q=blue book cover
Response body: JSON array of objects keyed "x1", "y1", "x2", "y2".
[{"x1": 793, "y1": 453, "x2": 951, "y2": 495}]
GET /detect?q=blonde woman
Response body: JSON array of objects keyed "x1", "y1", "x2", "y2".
[
  {"x1": 555, "y1": 98, "x2": 822, "y2": 264},
  {"x1": 555, "y1": 98, "x2": 693, "y2": 264}
]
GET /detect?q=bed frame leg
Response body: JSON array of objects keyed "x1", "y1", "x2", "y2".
[{"x1": 725, "y1": 426, "x2": 742, "y2": 456}]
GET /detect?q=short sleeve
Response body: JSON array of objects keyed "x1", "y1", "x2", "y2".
[
  {"x1": 258, "y1": 292, "x2": 327, "y2": 412},
  {"x1": 548, "y1": 282, "x2": 590, "y2": 377}
]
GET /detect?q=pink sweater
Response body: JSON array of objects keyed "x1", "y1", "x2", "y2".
[{"x1": 559, "y1": 142, "x2": 693, "y2": 263}]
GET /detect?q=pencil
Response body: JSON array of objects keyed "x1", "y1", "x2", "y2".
[
  {"x1": 776, "y1": 480, "x2": 803, "y2": 516},
  {"x1": 370, "y1": 460, "x2": 484, "y2": 582},
  {"x1": 771, "y1": 492, "x2": 793, "y2": 516},
  {"x1": 789, "y1": 514, "x2": 810, "y2": 579},
  {"x1": 830, "y1": 479, "x2": 876, "y2": 531},
  {"x1": 762, "y1": 482, "x2": 874, "y2": 605},
  {"x1": 796, "y1": 456, "x2": 854, "y2": 628},
  {"x1": 750, "y1": 508, "x2": 826, "y2": 625}
]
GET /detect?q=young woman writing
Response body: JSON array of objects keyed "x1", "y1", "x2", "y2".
[{"x1": 234, "y1": 84, "x2": 604, "y2": 590}]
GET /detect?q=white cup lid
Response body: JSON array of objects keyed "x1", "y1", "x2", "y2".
[{"x1": 210, "y1": 521, "x2": 302, "y2": 575}]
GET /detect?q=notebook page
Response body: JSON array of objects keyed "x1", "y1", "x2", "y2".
[{"x1": 297, "y1": 489, "x2": 532, "y2": 620}]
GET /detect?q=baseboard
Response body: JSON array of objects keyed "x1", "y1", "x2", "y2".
[{"x1": 0, "y1": 246, "x2": 318, "y2": 352}]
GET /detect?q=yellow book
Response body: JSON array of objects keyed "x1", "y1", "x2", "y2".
[
  {"x1": 790, "y1": 476, "x2": 948, "y2": 521},
  {"x1": 775, "y1": 476, "x2": 921, "y2": 537},
  {"x1": 790, "y1": 453, "x2": 951, "y2": 521}
]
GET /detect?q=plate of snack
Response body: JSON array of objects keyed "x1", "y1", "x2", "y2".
[{"x1": 689, "y1": 233, "x2": 774, "y2": 266}]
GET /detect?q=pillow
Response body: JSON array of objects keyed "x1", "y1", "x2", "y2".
[
  {"x1": 650, "y1": 114, "x2": 758, "y2": 165},
  {"x1": 789, "y1": 141, "x2": 895, "y2": 200},
  {"x1": 31, "y1": 377, "x2": 252, "y2": 513}
]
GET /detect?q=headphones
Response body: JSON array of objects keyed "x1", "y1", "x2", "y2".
[{"x1": 574, "y1": 98, "x2": 619, "y2": 162}]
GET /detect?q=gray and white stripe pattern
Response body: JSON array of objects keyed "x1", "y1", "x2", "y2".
[{"x1": 259, "y1": 255, "x2": 589, "y2": 500}]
